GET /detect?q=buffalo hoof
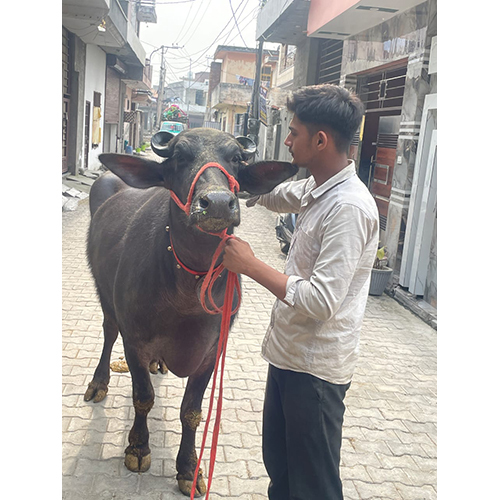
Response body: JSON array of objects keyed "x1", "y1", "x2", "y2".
[
  {"x1": 84, "y1": 380, "x2": 108, "y2": 403},
  {"x1": 124, "y1": 451, "x2": 151, "y2": 473},
  {"x1": 149, "y1": 360, "x2": 168, "y2": 375},
  {"x1": 177, "y1": 471, "x2": 207, "y2": 498}
]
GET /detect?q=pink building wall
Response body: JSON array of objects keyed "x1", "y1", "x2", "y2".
[{"x1": 307, "y1": 0, "x2": 358, "y2": 34}]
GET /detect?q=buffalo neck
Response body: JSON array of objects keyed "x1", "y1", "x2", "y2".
[{"x1": 167, "y1": 201, "x2": 231, "y2": 274}]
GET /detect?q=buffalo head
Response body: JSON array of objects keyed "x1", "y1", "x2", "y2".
[{"x1": 99, "y1": 128, "x2": 297, "y2": 234}]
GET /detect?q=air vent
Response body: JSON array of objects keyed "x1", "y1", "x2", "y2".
[
  {"x1": 377, "y1": 133, "x2": 398, "y2": 149},
  {"x1": 379, "y1": 214, "x2": 387, "y2": 232},
  {"x1": 356, "y1": 6, "x2": 398, "y2": 13}
]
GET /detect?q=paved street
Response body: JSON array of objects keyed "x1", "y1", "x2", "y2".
[{"x1": 62, "y1": 194, "x2": 437, "y2": 500}]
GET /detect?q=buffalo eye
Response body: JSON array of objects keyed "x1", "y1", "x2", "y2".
[
  {"x1": 174, "y1": 153, "x2": 187, "y2": 165},
  {"x1": 231, "y1": 154, "x2": 245, "y2": 164}
]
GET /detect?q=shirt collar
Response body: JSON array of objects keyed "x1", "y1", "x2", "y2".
[{"x1": 308, "y1": 160, "x2": 356, "y2": 200}]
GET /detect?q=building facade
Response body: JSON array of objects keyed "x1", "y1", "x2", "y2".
[
  {"x1": 256, "y1": 0, "x2": 437, "y2": 309},
  {"x1": 162, "y1": 72, "x2": 209, "y2": 129},
  {"x1": 206, "y1": 45, "x2": 278, "y2": 137},
  {"x1": 62, "y1": 0, "x2": 156, "y2": 173}
]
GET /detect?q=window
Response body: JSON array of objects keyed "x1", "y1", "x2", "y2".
[
  {"x1": 280, "y1": 45, "x2": 296, "y2": 73},
  {"x1": 195, "y1": 89, "x2": 204, "y2": 106},
  {"x1": 261, "y1": 65, "x2": 272, "y2": 87}
]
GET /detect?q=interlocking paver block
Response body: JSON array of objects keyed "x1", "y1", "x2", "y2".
[{"x1": 63, "y1": 193, "x2": 436, "y2": 499}]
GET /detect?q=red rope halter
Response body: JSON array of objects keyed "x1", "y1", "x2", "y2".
[
  {"x1": 170, "y1": 162, "x2": 240, "y2": 217},
  {"x1": 168, "y1": 162, "x2": 241, "y2": 499}
]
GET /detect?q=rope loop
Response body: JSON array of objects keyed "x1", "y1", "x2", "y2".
[{"x1": 170, "y1": 162, "x2": 240, "y2": 216}]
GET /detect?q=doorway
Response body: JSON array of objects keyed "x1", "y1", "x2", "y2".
[
  {"x1": 62, "y1": 27, "x2": 71, "y2": 174},
  {"x1": 84, "y1": 101, "x2": 91, "y2": 170},
  {"x1": 355, "y1": 60, "x2": 407, "y2": 232},
  {"x1": 369, "y1": 115, "x2": 401, "y2": 232}
]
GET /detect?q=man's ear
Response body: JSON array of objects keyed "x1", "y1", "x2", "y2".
[
  {"x1": 238, "y1": 161, "x2": 298, "y2": 195},
  {"x1": 99, "y1": 154, "x2": 173, "y2": 189},
  {"x1": 317, "y1": 131, "x2": 328, "y2": 151}
]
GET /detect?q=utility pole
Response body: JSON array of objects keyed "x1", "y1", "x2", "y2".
[
  {"x1": 155, "y1": 45, "x2": 166, "y2": 129},
  {"x1": 187, "y1": 58, "x2": 192, "y2": 126},
  {"x1": 252, "y1": 40, "x2": 264, "y2": 120},
  {"x1": 248, "y1": 40, "x2": 264, "y2": 147},
  {"x1": 150, "y1": 44, "x2": 183, "y2": 129}
]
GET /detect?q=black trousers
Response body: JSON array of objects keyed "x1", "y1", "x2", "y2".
[{"x1": 262, "y1": 364, "x2": 350, "y2": 500}]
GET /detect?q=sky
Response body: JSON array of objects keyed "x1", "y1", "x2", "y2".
[{"x1": 138, "y1": 0, "x2": 272, "y2": 86}]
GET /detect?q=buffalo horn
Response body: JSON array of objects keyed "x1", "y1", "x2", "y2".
[
  {"x1": 235, "y1": 136, "x2": 257, "y2": 155},
  {"x1": 151, "y1": 131, "x2": 175, "y2": 158}
]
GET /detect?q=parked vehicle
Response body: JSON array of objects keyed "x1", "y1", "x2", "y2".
[
  {"x1": 160, "y1": 121, "x2": 187, "y2": 135},
  {"x1": 275, "y1": 212, "x2": 296, "y2": 254}
]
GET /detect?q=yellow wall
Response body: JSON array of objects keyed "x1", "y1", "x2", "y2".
[{"x1": 221, "y1": 52, "x2": 256, "y2": 84}]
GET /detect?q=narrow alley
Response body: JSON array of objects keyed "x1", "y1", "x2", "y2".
[{"x1": 62, "y1": 196, "x2": 437, "y2": 500}]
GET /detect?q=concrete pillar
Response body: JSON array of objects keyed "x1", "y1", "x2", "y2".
[
  {"x1": 293, "y1": 36, "x2": 320, "y2": 89},
  {"x1": 385, "y1": 1, "x2": 434, "y2": 273}
]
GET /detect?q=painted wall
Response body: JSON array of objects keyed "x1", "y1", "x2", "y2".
[
  {"x1": 83, "y1": 44, "x2": 106, "y2": 170},
  {"x1": 341, "y1": 7, "x2": 428, "y2": 77},
  {"x1": 308, "y1": 0, "x2": 357, "y2": 34},
  {"x1": 221, "y1": 52, "x2": 256, "y2": 84}
]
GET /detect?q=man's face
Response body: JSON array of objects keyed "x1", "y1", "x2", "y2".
[{"x1": 284, "y1": 115, "x2": 316, "y2": 168}]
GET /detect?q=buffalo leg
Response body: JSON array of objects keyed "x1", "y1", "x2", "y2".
[
  {"x1": 124, "y1": 351, "x2": 155, "y2": 473},
  {"x1": 176, "y1": 363, "x2": 214, "y2": 497},
  {"x1": 84, "y1": 312, "x2": 119, "y2": 403}
]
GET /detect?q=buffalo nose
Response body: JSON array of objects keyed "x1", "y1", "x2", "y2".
[{"x1": 198, "y1": 191, "x2": 237, "y2": 215}]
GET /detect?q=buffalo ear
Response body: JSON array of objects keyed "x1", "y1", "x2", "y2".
[
  {"x1": 99, "y1": 153, "x2": 171, "y2": 189},
  {"x1": 238, "y1": 161, "x2": 298, "y2": 195}
]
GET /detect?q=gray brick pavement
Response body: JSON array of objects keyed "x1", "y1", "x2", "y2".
[{"x1": 62, "y1": 194, "x2": 437, "y2": 499}]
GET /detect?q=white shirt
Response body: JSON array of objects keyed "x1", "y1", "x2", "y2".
[{"x1": 257, "y1": 161, "x2": 379, "y2": 385}]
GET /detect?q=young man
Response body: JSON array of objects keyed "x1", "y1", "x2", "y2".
[{"x1": 223, "y1": 84, "x2": 379, "y2": 500}]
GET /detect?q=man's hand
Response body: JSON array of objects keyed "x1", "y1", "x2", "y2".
[
  {"x1": 223, "y1": 237, "x2": 256, "y2": 275},
  {"x1": 223, "y1": 236, "x2": 289, "y2": 301}
]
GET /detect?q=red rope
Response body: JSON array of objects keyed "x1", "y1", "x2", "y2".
[
  {"x1": 168, "y1": 162, "x2": 241, "y2": 499},
  {"x1": 170, "y1": 162, "x2": 240, "y2": 218},
  {"x1": 191, "y1": 266, "x2": 237, "y2": 499}
]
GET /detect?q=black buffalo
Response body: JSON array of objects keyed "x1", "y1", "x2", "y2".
[{"x1": 84, "y1": 128, "x2": 297, "y2": 496}]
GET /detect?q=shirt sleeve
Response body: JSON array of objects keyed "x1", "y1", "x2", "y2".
[
  {"x1": 257, "y1": 178, "x2": 308, "y2": 214},
  {"x1": 284, "y1": 204, "x2": 376, "y2": 321}
]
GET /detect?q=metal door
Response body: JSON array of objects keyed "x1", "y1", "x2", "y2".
[
  {"x1": 369, "y1": 115, "x2": 401, "y2": 232},
  {"x1": 355, "y1": 60, "x2": 407, "y2": 204}
]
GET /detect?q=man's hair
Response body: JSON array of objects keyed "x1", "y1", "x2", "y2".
[{"x1": 286, "y1": 84, "x2": 365, "y2": 154}]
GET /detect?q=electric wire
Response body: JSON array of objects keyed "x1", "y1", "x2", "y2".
[
  {"x1": 165, "y1": 0, "x2": 251, "y2": 74},
  {"x1": 175, "y1": 0, "x2": 210, "y2": 46},
  {"x1": 177, "y1": 0, "x2": 245, "y2": 60},
  {"x1": 228, "y1": 0, "x2": 248, "y2": 47},
  {"x1": 173, "y1": 0, "x2": 197, "y2": 44},
  {"x1": 144, "y1": 0, "x2": 261, "y2": 84},
  {"x1": 152, "y1": 0, "x2": 251, "y2": 68}
]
